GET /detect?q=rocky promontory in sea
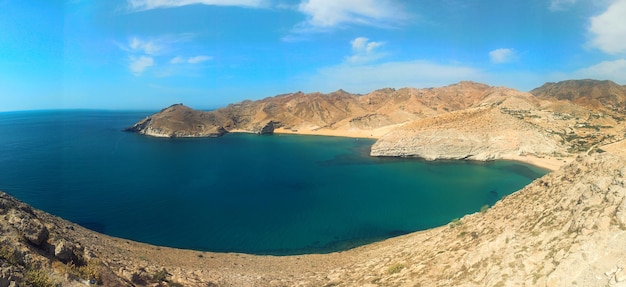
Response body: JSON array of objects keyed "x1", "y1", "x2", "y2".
[{"x1": 127, "y1": 79, "x2": 626, "y2": 164}]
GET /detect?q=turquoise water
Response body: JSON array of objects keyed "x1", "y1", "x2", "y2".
[{"x1": 0, "y1": 110, "x2": 547, "y2": 255}]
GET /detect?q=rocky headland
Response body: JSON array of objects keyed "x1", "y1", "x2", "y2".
[{"x1": 3, "y1": 79, "x2": 626, "y2": 286}]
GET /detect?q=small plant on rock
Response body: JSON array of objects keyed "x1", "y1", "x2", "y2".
[
  {"x1": 387, "y1": 263, "x2": 406, "y2": 275},
  {"x1": 480, "y1": 205, "x2": 489, "y2": 214},
  {"x1": 449, "y1": 218, "x2": 462, "y2": 228}
]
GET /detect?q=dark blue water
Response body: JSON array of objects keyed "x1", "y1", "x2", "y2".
[{"x1": 0, "y1": 110, "x2": 547, "y2": 255}]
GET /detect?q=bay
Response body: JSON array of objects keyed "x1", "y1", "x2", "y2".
[{"x1": 0, "y1": 110, "x2": 547, "y2": 255}]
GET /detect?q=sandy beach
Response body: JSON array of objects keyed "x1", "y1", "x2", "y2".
[
  {"x1": 502, "y1": 154, "x2": 573, "y2": 171},
  {"x1": 272, "y1": 126, "x2": 398, "y2": 139}
]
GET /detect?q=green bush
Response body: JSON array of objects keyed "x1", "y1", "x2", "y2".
[
  {"x1": 0, "y1": 245, "x2": 20, "y2": 265},
  {"x1": 387, "y1": 263, "x2": 405, "y2": 275},
  {"x1": 449, "y1": 218, "x2": 462, "y2": 228},
  {"x1": 480, "y1": 205, "x2": 489, "y2": 214},
  {"x1": 25, "y1": 269, "x2": 58, "y2": 287}
]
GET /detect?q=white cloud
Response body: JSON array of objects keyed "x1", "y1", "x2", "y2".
[
  {"x1": 572, "y1": 59, "x2": 626, "y2": 80},
  {"x1": 589, "y1": 0, "x2": 626, "y2": 54},
  {"x1": 295, "y1": 0, "x2": 407, "y2": 31},
  {"x1": 129, "y1": 56, "x2": 154, "y2": 75},
  {"x1": 299, "y1": 60, "x2": 484, "y2": 94},
  {"x1": 296, "y1": 37, "x2": 488, "y2": 93},
  {"x1": 541, "y1": 59, "x2": 626, "y2": 87},
  {"x1": 170, "y1": 55, "x2": 213, "y2": 64},
  {"x1": 170, "y1": 56, "x2": 185, "y2": 64},
  {"x1": 346, "y1": 37, "x2": 385, "y2": 64},
  {"x1": 119, "y1": 35, "x2": 212, "y2": 76},
  {"x1": 128, "y1": 0, "x2": 265, "y2": 11},
  {"x1": 549, "y1": 0, "x2": 576, "y2": 11},
  {"x1": 121, "y1": 37, "x2": 164, "y2": 75},
  {"x1": 188, "y1": 55, "x2": 213, "y2": 63},
  {"x1": 489, "y1": 48, "x2": 516, "y2": 64},
  {"x1": 128, "y1": 37, "x2": 162, "y2": 55}
]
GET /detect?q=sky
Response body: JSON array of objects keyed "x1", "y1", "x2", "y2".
[{"x1": 1, "y1": 0, "x2": 626, "y2": 111}]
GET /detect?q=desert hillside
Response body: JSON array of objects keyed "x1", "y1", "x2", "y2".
[
  {"x1": 126, "y1": 81, "x2": 501, "y2": 138},
  {"x1": 127, "y1": 79, "x2": 626, "y2": 167}
]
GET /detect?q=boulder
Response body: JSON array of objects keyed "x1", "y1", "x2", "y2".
[
  {"x1": 7, "y1": 210, "x2": 49, "y2": 246},
  {"x1": 54, "y1": 240, "x2": 79, "y2": 263},
  {"x1": 253, "y1": 121, "x2": 279, "y2": 135}
]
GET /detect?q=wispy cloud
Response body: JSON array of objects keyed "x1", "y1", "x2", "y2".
[
  {"x1": 128, "y1": 37, "x2": 163, "y2": 55},
  {"x1": 301, "y1": 60, "x2": 483, "y2": 93},
  {"x1": 129, "y1": 56, "x2": 155, "y2": 75},
  {"x1": 548, "y1": 0, "x2": 576, "y2": 11},
  {"x1": 345, "y1": 37, "x2": 385, "y2": 64},
  {"x1": 570, "y1": 59, "x2": 626, "y2": 81},
  {"x1": 170, "y1": 55, "x2": 213, "y2": 64},
  {"x1": 293, "y1": 0, "x2": 408, "y2": 33},
  {"x1": 127, "y1": 0, "x2": 265, "y2": 11},
  {"x1": 119, "y1": 35, "x2": 211, "y2": 76},
  {"x1": 296, "y1": 36, "x2": 485, "y2": 92},
  {"x1": 489, "y1": 48, "x2": 517, "y2": 64},
  {"x1": 588, "y1": 0, "x2": 626, "y2": 54}
]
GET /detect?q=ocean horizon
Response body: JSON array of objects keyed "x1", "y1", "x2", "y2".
[{"x1": 0, "y1": 110, "x2": 547, "y2": 255}]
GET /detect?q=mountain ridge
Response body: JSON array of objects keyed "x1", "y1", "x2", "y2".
[{"x1": 126, "y1": 79, "x2": 626, "y2": 168}]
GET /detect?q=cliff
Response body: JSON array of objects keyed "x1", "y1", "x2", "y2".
[
  {"x1": 3, "y1": 153, "x2": 626, "y2": 286},
  {"x1": 370, "y1": 88, "x2": 566, "y2": 160}
]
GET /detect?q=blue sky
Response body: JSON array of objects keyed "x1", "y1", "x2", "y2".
[{"x1": 1, "y1": 0, "x2": 626, "y2": 111}]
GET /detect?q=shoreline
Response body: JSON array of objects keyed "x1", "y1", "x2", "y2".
[
  {"x1": 272, "y1": 127, "x2": 382, "y2": 139},
  {"x1": 236, "y1": 128, "x2": 572, "y2": 171},
  {"x1": 502, "y1": 154, "x2": 573, "y2": 171}
]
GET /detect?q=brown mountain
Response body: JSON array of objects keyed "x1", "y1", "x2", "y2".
[
  {"x1": 531, "y1": 79, "x2": 626, "y2": 112},
  {"x1": 126, "y1": 81, "x2": 499, "y2": 138},
  {"x1": 126, "y1": 80, "x2": 626, "y2": 164}
]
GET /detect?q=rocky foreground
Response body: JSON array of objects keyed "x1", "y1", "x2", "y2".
[{"x1": 2, "y1": 152, "x2": 626, "y2": 286}]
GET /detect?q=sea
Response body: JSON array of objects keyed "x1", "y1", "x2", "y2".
[{"x1": 0, "y1": 110, "x2": 547, "y2": 255}]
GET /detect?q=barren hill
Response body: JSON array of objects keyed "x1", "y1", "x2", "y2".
[
  {"x1": 531, "y1": 79, "x2": 626, "y2": 112},
  {"x1": 370, "y1": 87, "x2": 566, "y2": 161},
  {"x1": 126, "y1": 81, "x2": 501, "y2": 138},
  {"x1": 127, "y1": 80, "x2": 626, "y2": 166}
]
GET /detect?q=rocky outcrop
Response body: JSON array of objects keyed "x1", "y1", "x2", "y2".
[
  {"x1": 125, "y1": 104, "x2": 228, "y2": 138},
  {"x1": 252, "y1": 120, "x2": 279, "y2": 135},
  {"x1": 7, "y1": 208, "x2": 49, "y2": 246},
  {"x1": 370, "y1": 106, "x2": 565, "y2": 160}
]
